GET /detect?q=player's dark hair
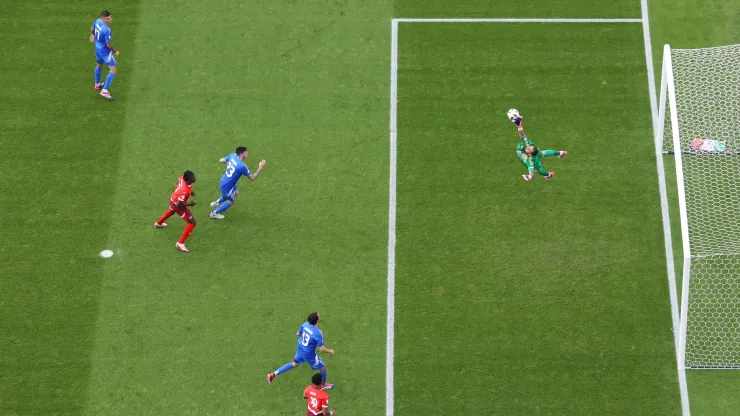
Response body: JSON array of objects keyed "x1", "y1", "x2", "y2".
[
  {"x1": 311, "y1": 373, "x2": 323, "y2": 386},
  {"x1": 183, "y1": 170, "x2": 195, "y2": 181},
  {"x1": 307, "y1": 312, "x2": 319, "y2": 325},
  {"x1": 101, "y1": 10, "x2": 111, "y2": 17},
  {"x1": 235, "y1": 146, "x2": 247, "y2": 155},
  {"x1": 531, "y1": 147, "x2": 539, "y2": 156}
]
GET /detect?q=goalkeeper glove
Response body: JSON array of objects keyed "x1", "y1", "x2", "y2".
[
  {"x1": 513, "y1": 117, "x2": 522, "y2": 127},
  {"x1": 522, "y1": 174, "x2": 532, "y2": 181}
]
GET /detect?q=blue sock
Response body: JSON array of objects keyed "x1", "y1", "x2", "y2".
[
  {"x1": 274, "y1": 363, "x2": 294, "y2": 376},
  {"x1": 320, "y1": 370, "x2": 327, "y2": 385},
  {"x1": 214, "y1": 201, "x2": 231, "y2": 214},
  {"x1": 215, "y1": 197, "x2": 224, "y2": 204},
  {"x1": 103, "y1": 72, "x2": 116, "y2": 90},
  {"x1": 94, "y1": 67, "x2": 102, "y2": 84}
]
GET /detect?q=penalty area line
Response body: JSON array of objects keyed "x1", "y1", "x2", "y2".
[{"x1": 387, "y1": 14, "x2": 648, "y2": 416}]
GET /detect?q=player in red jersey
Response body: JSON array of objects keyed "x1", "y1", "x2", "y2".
[
  {"x1": 154, "y1": 170, "x2": 198, "y2": 252},
  {"x1": 304, "y1": 373, "x2": 336, "y2": 416}
]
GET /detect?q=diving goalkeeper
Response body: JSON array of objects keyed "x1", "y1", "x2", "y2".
[{"x1": 509, "y1": 110, "x2": 567, "y2": 181}]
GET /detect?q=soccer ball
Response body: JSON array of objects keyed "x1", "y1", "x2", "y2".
[{"x1": 506, "y1": 108, "x2": 521, "y2": 121}]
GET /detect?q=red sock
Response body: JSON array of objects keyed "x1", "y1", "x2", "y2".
[
  {"x1": 157, "y1": 210, "x2": 175, "y2": 225},
  {"x1": 178, "y1": 223, "x2": 195, "y2": 244}
]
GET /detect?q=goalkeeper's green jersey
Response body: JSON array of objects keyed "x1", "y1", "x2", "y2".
[{"x1": 517, "y1": 136, "x2": 541, "y2": 170}]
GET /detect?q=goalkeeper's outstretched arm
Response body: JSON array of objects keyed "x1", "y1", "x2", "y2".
[
  {"x1": 516, "y1": 119, "x2": 536, "y2": 149},
  {"x1": 515, "y1": 119, "x2": 538, "y2": 149},
  {"x1": 514, "y1": 116, "x2": 536, "y2": 180},
  {"x1": 514, "y1": 117, "x2": 528, "y2": 140}
]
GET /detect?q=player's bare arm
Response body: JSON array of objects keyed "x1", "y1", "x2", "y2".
[
  {"x1": 318, "y1": 345, "x2": 335, "y2": 355},
  {"x1": 247, "y1": 159, "x2": 266, "y2": 181},
  {"x1": 219, "y1": 157, "x2": 227, "y2": 164},
  {"x1": 89, "y1": 26, "x2": 95, "y2": 42},
  {"x1": 106, "y1": 41, "x2": 120, "y2": 56}
]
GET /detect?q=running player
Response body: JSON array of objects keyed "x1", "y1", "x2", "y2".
[
  {"x1": 209, "y1": 146, "x2": 266, "y2": 219},
  {"x1": 90, "y1": 10, "x2": 120, "y2": 100},
  {"x1": 511, "y1": 112, "x2": 567, "y2": 181},
  {"x1": 304, "y1": 373, "x2": 337, "y2": 416},
  {"x1": 267, "y1": 312, "x2": 336, "y2": 389},
  {"x1": 154, "y1": 171, "x2": 198, "y2": 252}
]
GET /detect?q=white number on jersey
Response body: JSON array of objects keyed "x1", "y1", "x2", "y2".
[
  {"x1": 310, "y1": 397, "x2": 319, "y2": 408},
  {"x1": 225, "y1": 160, "x2": 237, "y2": 177},
  {"x1": 301, "y1": 332, "x2": 311, "y2": 347}
]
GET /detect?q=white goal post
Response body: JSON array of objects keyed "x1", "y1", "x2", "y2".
[{"x1": 658, "y1": 43, "x2": 740, "y2": 369}]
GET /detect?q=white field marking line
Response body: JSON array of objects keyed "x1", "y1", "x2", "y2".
[
  {"x1": 394, "y1": 18, "x2": 642, "y2": 23},
  {"x1": 641, "y1": 0, "x2": 690, "y2": 414},
  {"x1": 387, "y1": 18, "x2": 398, "y2": 416}
]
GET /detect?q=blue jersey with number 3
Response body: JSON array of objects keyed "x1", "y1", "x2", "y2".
[
  {"x1": 92, "y1": 18, "x2": 112, "y2": 55},
  {"x1": 219, "y1": 153, "x2": 251, "y2": 190},
  {"x1": 296, "y1": 322, "x2": 324, "y2": 357}
]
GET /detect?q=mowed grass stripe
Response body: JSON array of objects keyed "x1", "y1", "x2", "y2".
[
  {"x1": 0, "y1": 1, "x2": 143, "y2": 414},
  {"x1": 82, "y1": 0, "x2": 390, "y2": 414},
  {"x1": 394, "y1": 23, "x2": 679, "y2": 415}
]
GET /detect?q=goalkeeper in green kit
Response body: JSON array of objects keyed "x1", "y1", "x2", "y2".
[{"x1": 508, "y1": 109, "x2": 567, "y2": 181}]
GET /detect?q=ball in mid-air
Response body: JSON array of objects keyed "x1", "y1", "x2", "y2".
[{"x1": 506, "y1": 108, "x2": 520, "y2": 121}]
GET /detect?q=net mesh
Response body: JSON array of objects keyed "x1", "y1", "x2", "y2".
[
  {"x1": 684, "y1": 255, "x2": 740, "y2": 368},
  {"x1": 666, "y1": 45, "x2": 740, "y2": 368}
]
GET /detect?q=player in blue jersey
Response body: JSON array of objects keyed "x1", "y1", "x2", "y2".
[
  {"x1": 209, "y1": 146, "x2": 266, "y2": 219},
  {"x1": 89, "y1": 10, "x2": 120, "y2": 100},
  {"x1": 267, "y1": 312, "x2": 336, "y2": 389}
]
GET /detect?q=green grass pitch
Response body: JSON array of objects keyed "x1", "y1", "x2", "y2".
[{"x1": 1, "y1": 0, "x2": 739, "y2": 415}]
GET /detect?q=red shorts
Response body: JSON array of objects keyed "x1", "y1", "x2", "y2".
[{"x1": 169, "y1": 201, "x2": 194, "y2": 222}]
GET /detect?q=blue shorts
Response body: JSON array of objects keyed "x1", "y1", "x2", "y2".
[
  {"x1": 293, "y1": 352, "x2": 325, "y2": 370},
  {"x1": 95, "y1": 50, "x2": 117, "y2": 66},
  {"x1": 220, "y1": 184, "x2": 238, "y2": 202}
]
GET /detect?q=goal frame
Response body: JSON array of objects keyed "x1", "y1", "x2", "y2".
[
  {"x1": 658, "y1": 43, "x2": 740, "y2": 370},
  {"x1": 657, "y1": 44, "x2": 692, "y2": 371}
]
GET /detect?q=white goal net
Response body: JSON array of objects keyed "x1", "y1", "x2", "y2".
[{"x1": 660, "y1": 44, "x2": 740, "y2": 369}]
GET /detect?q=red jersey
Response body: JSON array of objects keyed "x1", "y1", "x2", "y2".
[
  {"x1": 303, "y1": 385, "x2": 329, "y2": 415},
  {"x1": 170, "y1": 176, "x2": 192, "y2": 205}
]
